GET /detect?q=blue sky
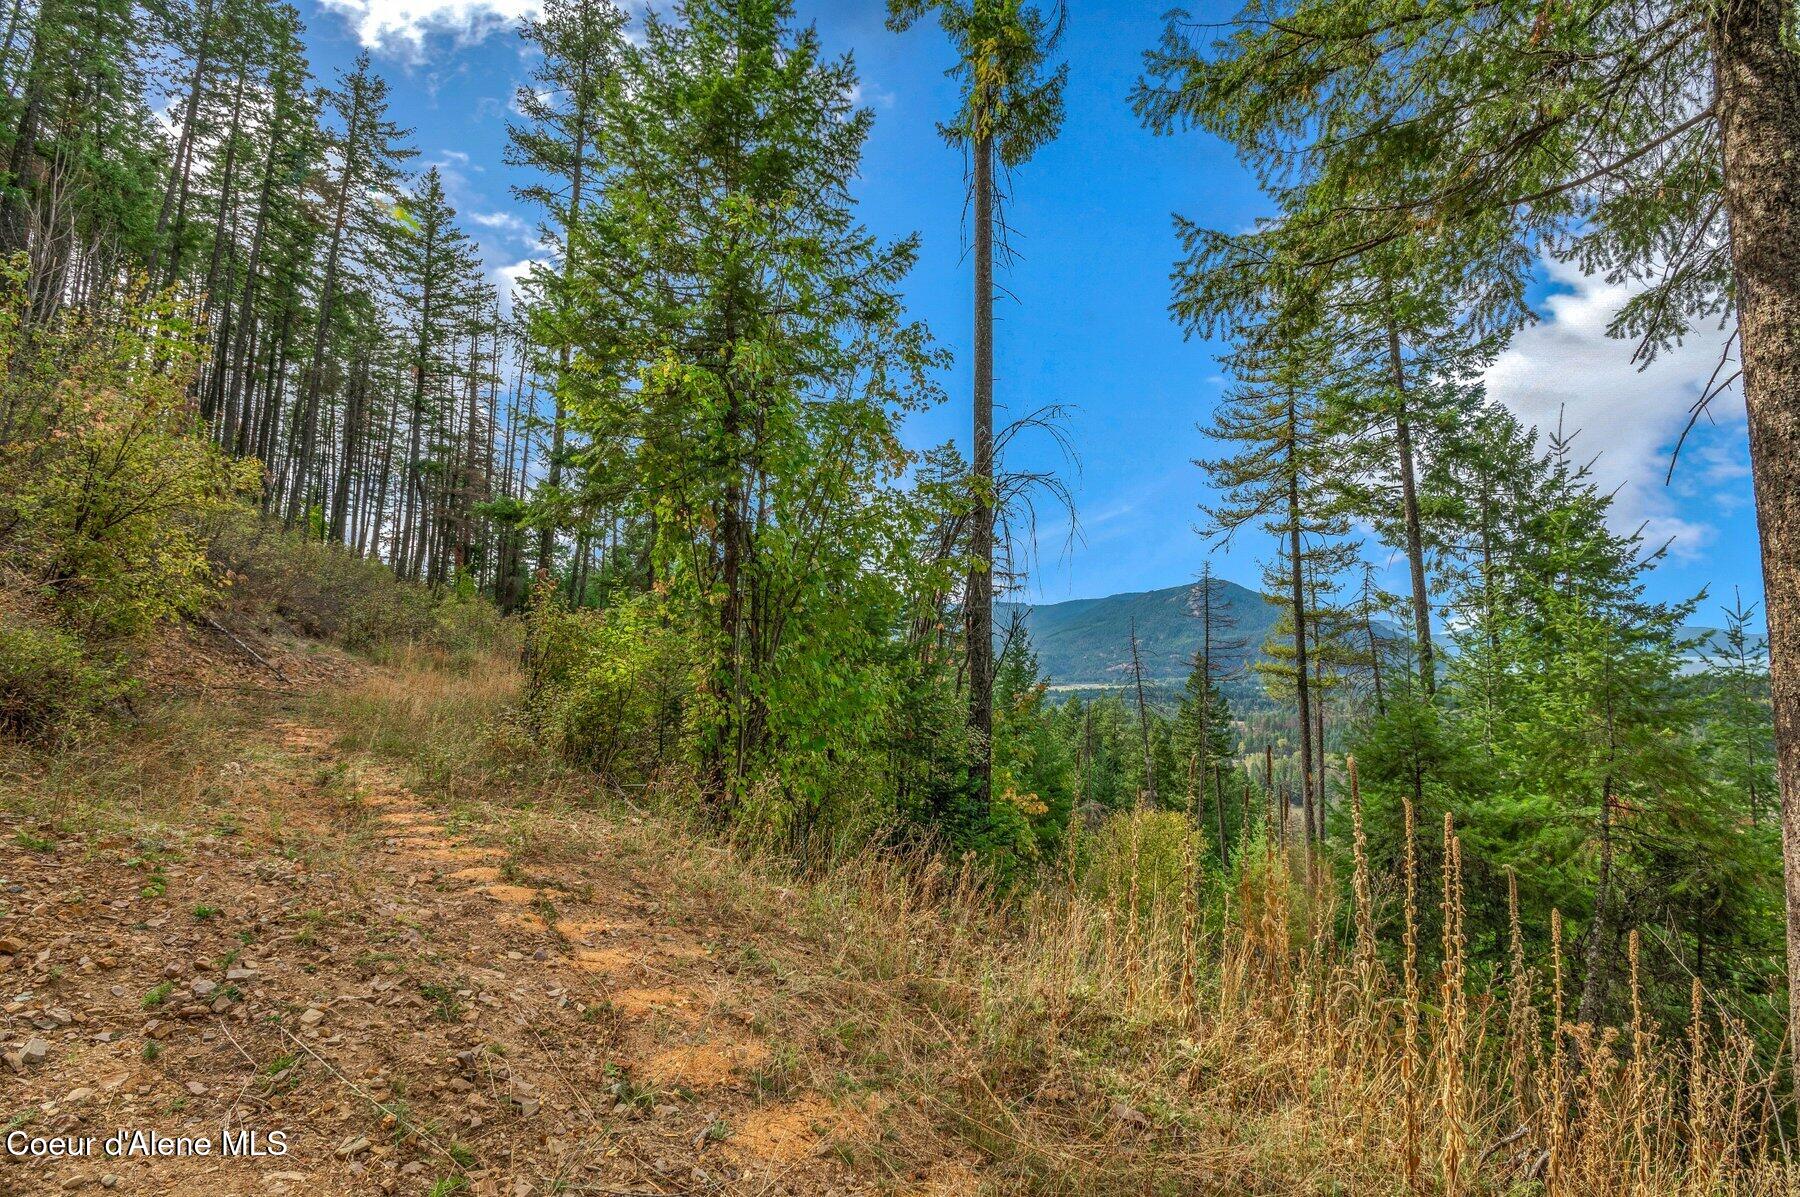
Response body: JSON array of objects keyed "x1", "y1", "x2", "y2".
[{"x1": 290, "y1": 0, "x2": 1763, "y2": 623}]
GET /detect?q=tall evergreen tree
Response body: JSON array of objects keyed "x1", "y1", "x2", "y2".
[
  {"x1": 1703, "y1": 590, "x2": 1776, "y2": 828},
  {"x1": 1135, "y1": 0, "x2": 1800, "y2": 1050},
  {"x1": 387, "y1": 167, "x2": 485, "y2": 578},
  {"x1": 560, "y1": 0, "x2": 945, "y2": 814},
  {"x1": 286, "y1": 53, "x2": 413, "y2": 527},
  {"x1": 507, "y1": 0, "x2": 625, "y2": 583},
  {"x1": 1201, "y1": 313, "x2": 1344, "y2": 853},
  {"x1": 886, "y1": 0, "x2": 1067, "y2": 804}
]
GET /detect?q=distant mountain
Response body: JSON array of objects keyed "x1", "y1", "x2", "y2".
[
  {"x1": 997, "y1": 579, "x2": 1281, "y2": 689},
  {"x1": 1679, "y1": 626, "x2": 1767, "y2": 672},
  {"x1": 997, "y1": 584, "x2": 1765, "y2": 694}
]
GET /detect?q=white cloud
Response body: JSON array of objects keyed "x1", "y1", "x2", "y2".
[
  {"x1": 318, "y1": 0, "x2": 650, "y2": 53},
  {"x1": 469, "y1": 209, "x2": 530, "y2": 237},
  {"x1": 495, "y1": 257, "x2": 545, "y2": 314},
  {"x1": 1482, "y1": 257, "x2": 1743, "y2": 559},
  {"x1": 317, "y1": 0, "x2": 539, "y2": 51}
]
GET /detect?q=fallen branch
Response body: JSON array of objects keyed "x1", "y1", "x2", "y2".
[
  {"x1": 1478, "y1": 1124, "x2": 1531, "y2": 1171},
  {"x1": 197, "y1": 612, "x2": 290, "y2": 683}
]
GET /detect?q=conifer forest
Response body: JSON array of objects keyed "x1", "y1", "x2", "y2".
[{"x1": 2, "y1": 0, "x2": 1798, "y2": 1192}]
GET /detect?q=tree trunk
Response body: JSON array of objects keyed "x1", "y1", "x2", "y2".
[
  {"x1": 146, "y1": 1, "x2": 211, "y2": 282},
  {"x1": 1131, "y1": 617, "x2": 1156, "y2": 806},
  {"x1": 288, "y1": 80, "x2": 365, "y2": 526},
  {"x1": 1710, "y1": 0, "x2": 1800, "y2": 1068},
  {"x1": 1578, "y1": 774, "x2": 1616, "y2": 1025},
  {"x1": 1285, "y1": 393, "x2": 1315, "y2": 858},
  {"x1": 1314, "y1": 650, "x2": 1328, "y2": 842},
  {"x1": 1214, "y1": 766, "x2": 1230, "y2": 867},
  {"x1": 0, "y1": 3, "x2": 51, "y2": 257},
  {"x1": 198, "y1": 62, "x2": 249, "y2": 423},
  {"x1": 537, "y1": 84, "x2": 590, "y2": 578},
  {"x1": 967, "y1": 129, "x2": 996, "y2": 798},
  {"x1": 1386, "y1": 318, "x2": 1436, "y2": 695},
  {"x1": 328, "y1": 353, "x2": 367, "y2": 543},
  {"x1": 220, "y1": 95, "x2": 282, "y2": 456}
]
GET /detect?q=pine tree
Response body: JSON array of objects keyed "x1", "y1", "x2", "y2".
[
  {"x1": 1135, "y1": 0, "x2": 1800, "y2": 1049},
  {"x1": 286, "y1": 53, "x2": 413, "y2": 528},
  {"x1": 1452, "y1": 430, "x2": 1707, "y2": 1024},
  {"x1": 886, "y1": 0, "x2": 1067, "y2": 805},
  {"x1": 560, "y1": 0, "x2": 945, "y2": 813},
  {"x1": 1201, "y1": 312, "x2": 1345, "y2": 853},
  {"x1": 1175, "y1": 563, "x2": 1241, "y2": 853},
  {"x1": 1703, "y1": 590, "x2": 1776, "y2": 828},
  {"x1": 0, "y1": 0, "x2": 162, "y2": 306},
  {"x1": 384, "y1": 167, "x2": 482, "y2": 577},
  {"x1": 507, "y1": 0, "x2": 625, "y2": 582}
]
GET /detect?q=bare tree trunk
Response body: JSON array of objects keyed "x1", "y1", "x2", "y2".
[
  {"x1": 328, "y1": 353, "x2": 367, "y2": 543},
  {"x1": 1385, "y1": 318, "x2": 1435, "y2": 695},
  {"x1": 1285, "y1": 393, "x2": 1315, "y2": 858},
  {"x1": 1710, "y1": 0, "x2": 1800, "y2": 1067},
  {"x1": 536, "y1": 81, "x2": 591, "y2": 578},
  {"x1": 0, "y1": 3, "x2": 52, "y2": 257},
  {"x1": 967, "y1": 129, "x2": 996, "y2": 798},
  {"x1": 1578, "y1": 775, "x2": 1616, "y2": 1025},
  {"x1": 144, "y1": 0, "x2": 211, "y2": 281},
  {"x1": 1214, "y1": 766, "x2": 1230, "y2": 867},
  {"x1": 288, "y1": 80, "x2": 366, "y2": 526},
  {"x1": 1130, "y1": 616, "x2": 1156, "y2": 806}
]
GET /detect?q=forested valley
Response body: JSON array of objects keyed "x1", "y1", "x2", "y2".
[{"x1": 1, "y1": 0, "x2": 1796, "y2": 1192}]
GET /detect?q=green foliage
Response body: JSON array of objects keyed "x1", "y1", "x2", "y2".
[
  {"x1": 1347, "y1": 425, "x2": 1783, "y2": 1029},
  {"x1": 0, "y1": 601, "x2": 132, "y2": 743},
  {"x1": 1078, "y1": 808, "x2": 1201, "y2": 917},
  {"x1": 206, "y1": 507, "x2": 504, "y2": 653},
  {"x1": 0, "y1": 265, "x2": 258, "y2": 634},
  {"x1": 887, "y1": 0, "x2": 1069, "y2": 168},
  {"x1": 991, "y1": 624, "x2": 1076, "y2": 857},
  {"x1": 548, "y1": 0, "x2": 949, "y2": 833},
  {"x1": 523, "y1": 588, "x2": 689, "y2": 781}
]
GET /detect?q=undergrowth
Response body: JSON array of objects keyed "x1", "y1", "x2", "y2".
[{"x1": 320, "y1": 644, "x2": 1800, "y2": 1196}]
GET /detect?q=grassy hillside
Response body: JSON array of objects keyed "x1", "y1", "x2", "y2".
[{"x1": 5, "y1": 632, "x2": 1782, "y2": 1196}]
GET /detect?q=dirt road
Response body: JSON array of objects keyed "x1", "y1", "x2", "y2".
[{"x1": 0, "y1": 662, "x2": 915, "y2": 1196}]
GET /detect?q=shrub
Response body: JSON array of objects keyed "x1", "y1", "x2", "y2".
[
  {"x1": 206, "y1": 509, "x2": 438, "y2": 647},
  {"x1": 0, "y1": 267, "x2": 258, "y2": 634},
  {"x1": 523, "y1": 591, "x2": 689, "y2": 781},
  {"x1": 424, "y1": 593, "x2": 515, "y2": 662},
  {"x1": 1079, "y1": 807, "x2": 1203, "y2": 916},
  {"x1": 0, "y1": 601, "x2": 130, "y2": 742}
]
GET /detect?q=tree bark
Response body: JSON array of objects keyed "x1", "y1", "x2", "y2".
[
  {"x1": 1386, "y1": 318, "x2": 1436, "y2": 695},
  {"x1": 328, "y1": 353, "x2": 368, "y2": 543},
  {"x1": 220, "y1": 89, "x2": 283, "y2": 456},
  {"x1": 967, "y1": 129, "x2": 996, "y2": 798},
  {"x1": 1130, "y1": 616, "x2": 1156, "y2": 806},
  {"x1": 1285, "y1": 392, "x2": 1315, "y2": 858},
  {"x1": 1578, "y1": 774, "x2": 1615, "y2": 1025},
  {"x1": 288, "y1": 76, "x2": 365, "y2": 526},
  {"x1": 1710, "y1": 0, "x2": 1800, "y2": 1069},
  {"x1": 145, "y1": 0, "x2": 211, "y2": 282},
  {"x1": 0, "y1": 0, "x2": 52, "y2": 258},
  {"x1": 536, "y1": 83, "x2": 590, "y2": 579}
]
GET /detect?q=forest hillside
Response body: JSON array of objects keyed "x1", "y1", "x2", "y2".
[{"x1": 3, "y1": 0, "x2": 1797, "y2": 1192}]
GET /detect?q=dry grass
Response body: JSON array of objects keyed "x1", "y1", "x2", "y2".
[
  {"x1": 312, "y1": 641, "x2": 574, "y2": 805},
  {"x1": 297, "y1": 646, "x2": 1800, "y2": 1195},
  {"x1": 0, "y1": 687, "x2": 261, "y2": 839}
]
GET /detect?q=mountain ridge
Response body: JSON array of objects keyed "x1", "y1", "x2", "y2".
[
  {"x1": 999, "y1": 581, "x2": 1767, "y2": 692},
  {"x1": 998, "y1": 579, "x2": 1280, "y2": 688}
]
